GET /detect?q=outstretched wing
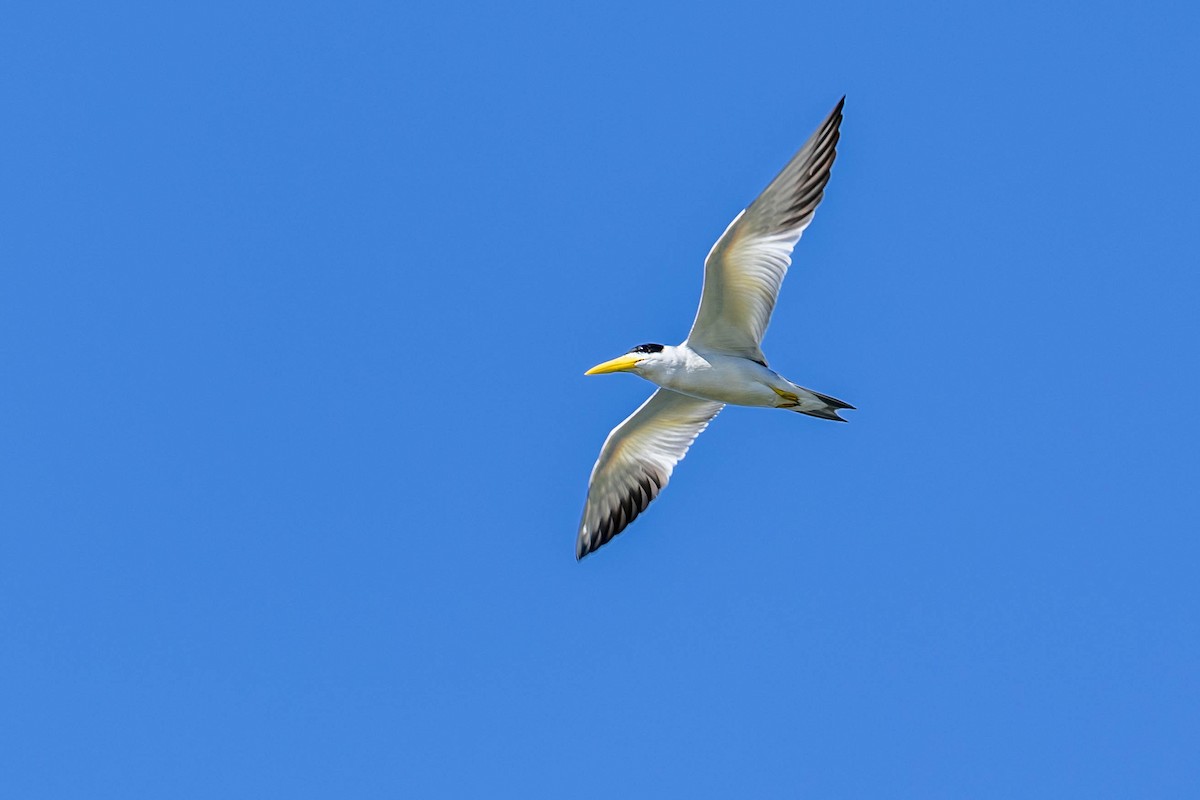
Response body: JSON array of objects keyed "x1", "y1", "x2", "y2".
[
  {"x1": 576, "y1": 389, "x2": 724, "y2": 559},
  {"x1": 686, "y1": 97, "x2": 844, "y2": 363}
]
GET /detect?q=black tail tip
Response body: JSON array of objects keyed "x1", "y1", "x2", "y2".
[
  {"x1": 801, "y1": 408, "x2": 851, "y2": 422},
  {"x1": 810, "y1": 390, "x2": 855, "y2": 412}
]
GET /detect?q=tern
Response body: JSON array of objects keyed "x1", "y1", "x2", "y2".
[{"x1": 576, "y1": 97, "x2": 852, "y2": 560}]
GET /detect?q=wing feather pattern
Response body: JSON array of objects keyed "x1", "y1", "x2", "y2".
[
  {"x1": 576, "y1": 389, "x2": 723, "y2": 559},
  {"x1": 685, "y1": 97, "x2": 845, "y2": 363}
]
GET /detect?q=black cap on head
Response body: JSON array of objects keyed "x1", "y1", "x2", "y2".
[{"x1": 629, "y1": 343, "x2": 664, "y2": 354}]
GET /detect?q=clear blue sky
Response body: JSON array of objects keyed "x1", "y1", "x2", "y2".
[{"x1": 3, "y1": 1, "x2": 1198, "y2": 797}]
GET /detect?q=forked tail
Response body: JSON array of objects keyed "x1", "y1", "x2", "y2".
[{"x1": 794, "y1": 387, "x2": 856, "y2": 422}]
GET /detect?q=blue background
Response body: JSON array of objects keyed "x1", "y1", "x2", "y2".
[{"x1": 3, "y1": 1, "x2": 1198, "y2": 796}]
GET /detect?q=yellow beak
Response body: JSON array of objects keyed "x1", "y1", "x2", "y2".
[{"x1": 584, "y1": 353, "x2": 644, "y2": 375}]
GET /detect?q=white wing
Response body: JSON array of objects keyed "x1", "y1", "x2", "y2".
[
  {"x1": 577, "y1": 389, "x2": 724, "y2": 559},
  {"x1": 685, "y1": 97, "x2": 844, "y2": 363}
]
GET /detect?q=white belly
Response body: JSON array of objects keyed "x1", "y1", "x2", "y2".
[{"x1": 656, "y1": 351, "x2": 784, "y2": 407}]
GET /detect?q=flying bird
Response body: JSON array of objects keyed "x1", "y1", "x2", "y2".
[{"x1": 576, "y1": 96, "x2": 852, "y2": 560}]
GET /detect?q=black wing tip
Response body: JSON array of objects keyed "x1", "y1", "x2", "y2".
[
  {"x1": 575, "y1": 521, "x2": 617, "y2": 561},
  {"x1": 575, "y1": 527, "x2": 615, "y2": 560},
  {"x1": 826, "y1": 95, "x2": 846, "y2": 123},
  {"x1": 822, "y1": 97, "x2": 845, "y2": 137},
  {"x1": 576, "y1": 533, "x2": 595, "y2": 560},
  {"x1": 576, "y1": 527, "x2": 598, "y2": 560},
  {"x1": 574, "y1": 517, "x2": 628, "y2": 561},
  {"x1": 575, "y1": 469, "x2": 665, "y2": 560},
  {"x1": 827, "y1": 98, "x2": 845, "y2": 130}
]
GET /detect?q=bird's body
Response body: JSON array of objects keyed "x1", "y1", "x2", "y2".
[
  {"x1": 576, "y1": 97, "x2": 852, "y2": 559},
  {"x1": 623, "y1": 343, "x2": 845, "y2": 414}
]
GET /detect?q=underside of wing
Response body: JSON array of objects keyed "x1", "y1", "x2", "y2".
[
  {"x1": 576, "y1": 389, "x2": 724, "y2": 559},
  {"x1": 686, "y1": 97, "x2": 844, "y2": 361}
]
